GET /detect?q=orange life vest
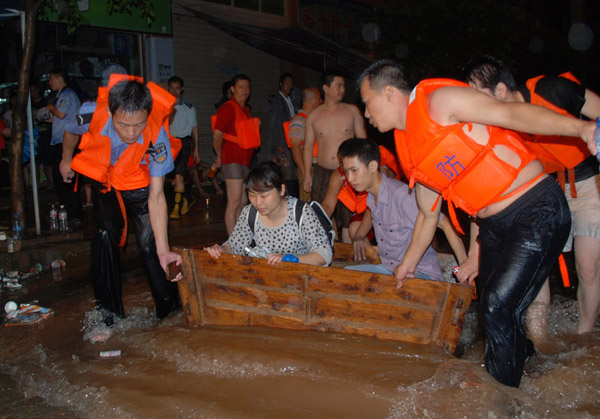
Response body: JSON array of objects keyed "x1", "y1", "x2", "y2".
[
  {"x1": 283, "y1": 111, "x2": 318, "y2": 158},
  {"x1": 379, "y1": 146, "x2": 401, "y2": 180},
  {"x1": 523, "y1": 72, "x2": 588, "y2": 197},
  {"x1": 336, "y1": 167, "x2": 368, "y2": 214},
  {"x1": 72, "y1": 74, "x2": 181, "y2": 191},
  {"x1": 211, "y1": 100, "x2": 260, "y2": 149},
  {"x1": 395, "y1": 79, "x2": 537, "y2": 233}
]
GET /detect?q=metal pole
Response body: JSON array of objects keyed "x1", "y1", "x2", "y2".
[{"x1": 21, "y1": 11, "x2": 41, "y2": 235}]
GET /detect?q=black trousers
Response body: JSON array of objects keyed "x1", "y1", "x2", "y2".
[
  {"x1": 50, "y1": 143, "x2": 82, "y2": 221},
  {"x1": 90, "y1": 182, "x2": 179, "y2": 323},
  {"x1": 477, "y1": 177, "x2": 571, "y2": 387}
]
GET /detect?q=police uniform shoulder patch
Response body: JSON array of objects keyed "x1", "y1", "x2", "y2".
[{"x1": 150, "y1": 142, "x2": 168, "y2": 164}]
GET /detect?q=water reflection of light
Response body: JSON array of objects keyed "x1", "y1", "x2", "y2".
[
  {"x1": 569, "y1": 23, "x2": 594, "y2": 52},
  {"x1": 362, "y1": 23, "x2": 381, "y2": 43},
  {"x1": 529, "y1": 36, "x2": 545, "y2": 54}
]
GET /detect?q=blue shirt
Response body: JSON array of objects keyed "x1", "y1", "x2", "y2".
[
  {"x1": 100, "y1": 117, "x2": 175, "y2": 178},
  {"x1": 51, "y1": 87, "x2": 80, "y2": 145},
  {"x1": 368, "y1": 174, "x2": 443, "y2": 281},
  {"x1": 65, "y1": 101, "x2": 97, "y2": 136}
]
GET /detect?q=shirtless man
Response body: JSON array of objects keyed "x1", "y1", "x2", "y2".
[
  {"x1": 288, "y1": 87, "x2": 322, "y2": 202},
  {"x1": 302, "y1": 73, "x2": 366, "y2": 201}
]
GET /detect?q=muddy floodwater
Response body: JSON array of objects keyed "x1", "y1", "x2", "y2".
[{"x1": 0, "y1": 252, "x2": 599, "y2": 418}]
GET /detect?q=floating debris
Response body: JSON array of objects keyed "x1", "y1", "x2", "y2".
[{"x1": 99, "y1": 350, "x2": 121, "y2": 358}]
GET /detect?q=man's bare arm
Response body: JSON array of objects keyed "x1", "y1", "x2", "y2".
[
  {"x1": 192, "y1": 125, "x2": 201, "y2": 164},
  {"x1": 455, "y1": 220, "x2": 480, "y2": 285},
  {"x1": 148, "y1": 176, "x2": 182, "y2": 279},
  {"x1": 59, "y1": 131, "x2": 80, "y2": 182},
  {"x1": 289, "y1": 138, "x2": 305, "y2": 179},
  {"x1": 352, "y1": 209, "x2": 373, "y2": 261},
  {"x1": 393, "y1": 184, "x2": 441, "y2": 287},
  {"x1": 321, "y1": 170, "x2": 343, "y2": 218},
  {"x1": 302, "y1": 114, "x2": 316, "y2": 192},
  {"x1": 351, "y1": 104, "x2": 367, "y2": 138},
  {"x1": 581, "y1": 89, "x2": 600, "y2": 120},
  {"x1": 46, "y1": 103, "x2": 66, "y2": 119},
  {"x1": 437, "y1": 216, "x2": 467, "y2": 265},
  {"x1": 432, "y1": 86, "x2": 597, "y2": 154}
]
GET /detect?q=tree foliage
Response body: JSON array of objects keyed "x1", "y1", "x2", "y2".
[{"x1": 9, "y1": 0, "x2": 156, "y2": 233}]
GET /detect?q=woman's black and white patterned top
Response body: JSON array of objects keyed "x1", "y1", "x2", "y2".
[{"x1": 223, "y1": 197, "x2": 333, "y2": 265}]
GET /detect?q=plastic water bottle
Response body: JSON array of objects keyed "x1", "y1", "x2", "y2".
[
  {"x1": 207, "y1": 163, "x2": 218, "y2": 179},
  {"x1": 49, "y1": 205, "x2": 58, "y2": 231},
  {"x1": 12, "y1": 214, "x2": 22, "y2": 240},
  {"x1": 58, "y1": 205, "x2": 68, "y2": 232},
  {"x1": 595, "y1": 117, "x2": 600, "y2": 162}
]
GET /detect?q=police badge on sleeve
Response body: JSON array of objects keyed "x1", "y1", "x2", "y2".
[{"x1": 150, "y1": 142, "x2": 168, "y2": 164}]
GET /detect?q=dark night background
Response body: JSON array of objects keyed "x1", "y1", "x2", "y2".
[{"x1": 367, "y1": 0, "x2": 600, "y2": 91}]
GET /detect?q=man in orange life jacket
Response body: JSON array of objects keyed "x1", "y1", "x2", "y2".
[
  {"x1": 466, "y1": 56, "x2": 600, "y2": 335},
  {"x1": 60, "y1": 76, "x2": 183, "y2": 335},
  {"x1": 358, "y1": 59, "x2": 596, "y2": 387}
]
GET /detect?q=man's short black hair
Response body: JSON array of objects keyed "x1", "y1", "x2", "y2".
[
  {"x1": 168, "y1": 75, "x2": 184, "y2": 87},
  {"x1": 49, "y1": 68, "x2": 69, "y2": 84},
  {"x1": 108, "y1": 80, "x2": 153, "y2": 115},
  {"x1": 338, "y1": 138, "x2": 380, "y2": 169},
  {"x1": 279, "y1": 73, "x2": 294, "y2": 85},
  {"x1": 465, "y1": 55, "x2": 518, "y2": 91},
  {"x1": 231, "y1": 73, "x2": 251, "y2": 86},
  {"x1": 321, "y1": 72, "x2": 344, "y2": 87},
  {"x1": 357, "y1": 59, "x2": 412, "y2": 94}
]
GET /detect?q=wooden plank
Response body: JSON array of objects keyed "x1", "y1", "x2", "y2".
[
  {"x1": 203, "y1": 307, "x2": 310, "y2": 329},
  {"x1": 202, "y1": 282, "x2": 306, "y2": 314},
  {"x1": 306, "y1": 272, "x2": 448, "y2": 310},
  {"x1": 433, "y1": 284, "x2": 474, "y2": 353},
  {"x1": 174, "y1": 248, "x2": 204, "y2": 328},
  {"x1": 193, "y1": 252, "x2": 306, "y2": 290},
  {"x1": 173, "y1": 245, "x2": 475, "y2": 354},
  {"x1": 308, "y1": 297, "x2": 437, "y2": 337}
]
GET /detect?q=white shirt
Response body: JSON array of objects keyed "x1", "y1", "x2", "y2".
[
  {"x1": 169, "y1": 99, "x2": 197, "y2": 138},
  {"x1": 279, "y1": 91, "x2": 295, "y2": 119}
]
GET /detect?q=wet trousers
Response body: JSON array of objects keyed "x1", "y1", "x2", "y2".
[
  {"x1": 90, "y1": 182, "x2": 179, "y2": 323},
  {"x1": 476, "y1": 177, "x2": 570, "y2": 387}
]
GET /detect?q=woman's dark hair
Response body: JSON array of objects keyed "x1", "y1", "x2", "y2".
[
  {"x1": 245, "y1": 161, "x2": 285, "y2": 194},
  {"x1": 231, "y1": 73, "x2": 251, "y2": 87}
]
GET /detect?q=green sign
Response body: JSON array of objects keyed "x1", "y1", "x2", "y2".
[{"x1": 44, "y1": 0, "x2": 172, "y2": 35}]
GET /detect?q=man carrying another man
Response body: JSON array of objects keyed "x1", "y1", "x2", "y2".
[
  {"x1": 466, "y1": 56, "x2": 600, "y2": 335},
  {"x1": 358, "y1": 59, "x2": 595, "y2": 387}
]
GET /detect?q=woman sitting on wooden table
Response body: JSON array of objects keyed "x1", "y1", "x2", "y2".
[{"x1": 204, "y1": 161, "x2": 332, "y2": 266}]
